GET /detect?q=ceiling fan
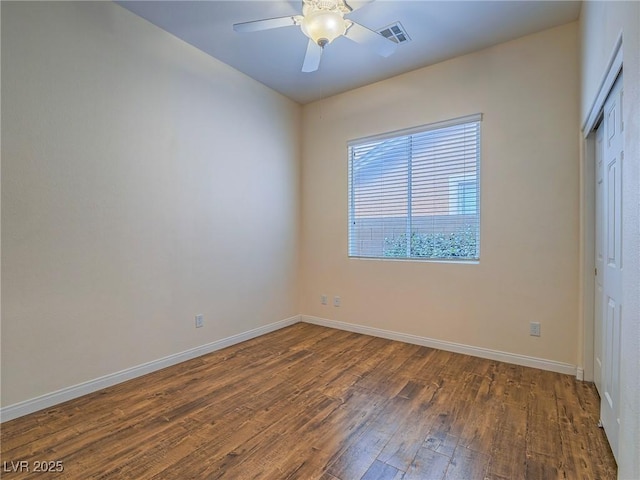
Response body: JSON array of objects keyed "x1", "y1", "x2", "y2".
[{"x1": 233, "y1": 0, "x2": 397, "y2": 73}]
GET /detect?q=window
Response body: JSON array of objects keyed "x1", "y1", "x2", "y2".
[{"x1": 348, "y1": 114, "x2": 481, "y2": 261}]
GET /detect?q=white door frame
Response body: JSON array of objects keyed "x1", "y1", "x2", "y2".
[{"x1": 580, "y1": 35, "x2": 623, "y2": 382}]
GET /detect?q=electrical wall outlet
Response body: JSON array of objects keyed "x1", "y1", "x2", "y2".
[
  {"x1": 333, "y1": 296, "x2": 341, "y2": 307},
  {"x1": 321, "y1": 294, "x2": 328, "y2": 305},
  {"x1": 195, "y1": 314, "x2": 204, "y2": 328},
  {"x1": 529, "y1": 322, "x2": 541, "y2": 337}
]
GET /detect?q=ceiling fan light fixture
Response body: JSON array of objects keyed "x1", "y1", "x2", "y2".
[
  {"x1": 233, "y1": 0, "x2": 396, "y2": 73},
  {"x1": 300, "y1": 9, "x2": 347, "y2": 47}
]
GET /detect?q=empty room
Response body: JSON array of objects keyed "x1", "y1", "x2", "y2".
[{"x1": 1, "y1": 1, "x2": 639, "y2": 479}]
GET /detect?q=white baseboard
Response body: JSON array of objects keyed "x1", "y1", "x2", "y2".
[
  {"x1": 301, "y1": 315, "x2": 579, "y2": 377},
  {"x1": 0, "y1": 315, "x2": 300, "y2": 423}
]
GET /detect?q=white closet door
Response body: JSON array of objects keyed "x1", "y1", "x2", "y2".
[{"x1": 597, "y1": 74, "x2": 623, "y2": 462}]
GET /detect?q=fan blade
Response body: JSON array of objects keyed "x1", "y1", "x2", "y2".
[
  {"x1": 233, "y1": 16, "x2": 298, "y2": 33},
  {"x1": 302, "y1": 39, "x2": 323, "y2": 73},
  {"x1": 345, "y1": 21, "x2": 397, "y2": 57},
  {"x1": 346, "y1": 0, "x2": 375, "y2": 12}
]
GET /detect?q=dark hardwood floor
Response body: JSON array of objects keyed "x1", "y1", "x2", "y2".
[{"x1": 1, "y1": 323, "x2": 617, "y2": 479}]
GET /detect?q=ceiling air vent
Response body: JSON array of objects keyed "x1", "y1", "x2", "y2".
[{"x1": 377, "y1": 22, "x2": 411, "y2": 44}]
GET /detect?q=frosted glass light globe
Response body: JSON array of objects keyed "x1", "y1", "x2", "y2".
[{"x1": 301, "y1": 9, "x2": 347, "y2": 47}]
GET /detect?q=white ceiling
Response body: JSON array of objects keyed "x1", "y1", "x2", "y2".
[{"x1": 117, "y1": 0, "x2": 581, "y2": 104}]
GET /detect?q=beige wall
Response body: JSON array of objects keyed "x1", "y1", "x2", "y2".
[
  {"x1": 580, "y1": 2, "x2": 640, "y2": 477},
  {"x1": 1, "y1": 2, "x2": 301, "y2": 407},
  {"x1": 301, "y1": 23, "x2": 580, "y2": 365}
]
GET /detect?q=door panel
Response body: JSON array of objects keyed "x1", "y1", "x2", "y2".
[
  {"x1": 594, "y1": 124, "x2": 604, "y2": 393},
  {"x1": 597, "y1": 74, "x2": 623, "y2": 462}
]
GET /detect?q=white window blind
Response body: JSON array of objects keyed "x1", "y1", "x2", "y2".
[{"x1": 348, "y1": 114, "x2": 481, "y2": 261}]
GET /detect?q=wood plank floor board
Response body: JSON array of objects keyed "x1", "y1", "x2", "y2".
[
  {"x1": 553, "y1": 374, "x2": 617, "y2": 480},
  {"x1": 375, "y1": 383, "x2": 438, "y2": 471},
  {"x1": 389, "y1": 347, "x2": 438, "y2": 380},
  {"x1": 316, "y1": 389, "x2": 391, "y2": 476},
  {"x1": 524, "y1": 451, "x2": 563, "y2": 480},
  {"x1": 444, "y1": 445, "x2": 490, "y2": 480},
  {"x1": 428, "y1": 432, "x2": 459, "y2": 459},
  {"x1": 0, "y1": 324, "x2": 617, "y2": 479},
  {"x1": 424, "y1": 372, "x2": 484, "y2": 442},
  {"x1": 403, "y1": 446, "x2": 450, "y2": 480},
  {"x1": 282, "y1": 390, "x2": 388, "y2": 473},
  {"x1": 485, "y1": 403, "x2": 527, "y2": 479},
  {"x1": 455, "y1": 374, "x2": 502, "y2": 454},
  {"x1": 326, "y1": 391, "x2": 429, "y2": 480},
  {"x1": 360, "y1": 459, "x2": 401, "y2": 480}
]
